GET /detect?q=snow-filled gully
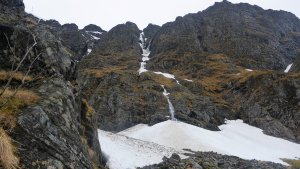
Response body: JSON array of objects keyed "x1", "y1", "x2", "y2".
[
  {"x1": 138, "y1": 32, "x2": 181, "y2": 85},
  {"x1": 138, "y1": 32, "x2": 179, "y2": 120}
]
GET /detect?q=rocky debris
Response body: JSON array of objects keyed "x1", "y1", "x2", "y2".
[{"x1": 141, "y1": 151, "x2": 287, "y2": 169}]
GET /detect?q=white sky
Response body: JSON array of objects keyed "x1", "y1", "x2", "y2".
[{"x1": 23, "y1": 0, "x2": 300, "y2": 31}]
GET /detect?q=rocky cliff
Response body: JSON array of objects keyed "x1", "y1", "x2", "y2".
[{"x1": 0, "y1": 0, "x2": 103, "y2": 168}]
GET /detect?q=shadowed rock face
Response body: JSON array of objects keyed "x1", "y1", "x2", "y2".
[
  {"x1": 0, "y1": 0, "x2": 24, "y2": 8},
  {"x1": 143, "y1": 24, "x2": 160, "y2": 48},
  {"x1": 83, "y1": 24, "x2": 106, "y2": 33},
  {"x1": 148, "y1": 0, "x2": 300, "y2": 71}
]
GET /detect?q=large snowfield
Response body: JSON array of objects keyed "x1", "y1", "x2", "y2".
[{"x1": 98, "y1": 119, "x2": 300, "y2": 169}]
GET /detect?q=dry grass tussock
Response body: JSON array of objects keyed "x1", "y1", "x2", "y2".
[
  {"x1": 282, "y1": 159, "x2": 300, "y2": 169},
  {"x1": 0, "y1": 128, "x2": 19, "y2": 169},
  {"x1": 0, "y1": 89, "x2": 39, "y2": 130},
  {"x1": 82, "y1": 99, "x2": 94, "y2": 118},
  {"x1": 83, "y1": 66, "x2": 128, "y2": 78},
  {"x1": 0, "y1": 71, "x2": 32, "y2": 82}
]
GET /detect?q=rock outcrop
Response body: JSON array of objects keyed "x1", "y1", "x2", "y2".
[{"x1": 142, "y1": 152, "x2": 286, "y2": 169}]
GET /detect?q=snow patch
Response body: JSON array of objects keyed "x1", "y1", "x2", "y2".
[
  {"x1": 284, "y1": 63, "x2": 293, "y2": 73},
  {"x1": 184, "y1": 79, "x2": 193, "y2": 82},
  {"x1": 154, "y1": 72, "x2": 175, "y2": 79},
  {"x1": 98, "y1": 130, "x2": 185, "y2": 169},
  {"x1": 120, "y1": 120, "x2": 300, "y2": 165},
  {"x1": 86, "y1": 30, "x2": 103, "y2": 35},
  {"x1": 87, "y1": 49, "x2": 92, "y2": 55},
  {"x1": 245, "y1": 69, "x2": 253, "y2": 72},
  {"x1": 90, "y1": 35, "x2": 100, "y2": 40}
]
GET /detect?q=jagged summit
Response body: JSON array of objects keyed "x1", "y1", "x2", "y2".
[{"x1": 83, "y1": 24, "x2": 106, "y2": 32}]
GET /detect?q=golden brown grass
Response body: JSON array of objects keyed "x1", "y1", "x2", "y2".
[
  {"x1": 82, "y1": 99, "x2": 95, "y2": 118},
  {"x1": 0, "y1": 89, "x2": 39, "y2": 130},
  {"x1": 83, "y1": 66, "x2": 127, "y2": 78},
  {"x1": 0, "y1": 71, "x2": 32, "y2": 82},
  {"x1": 282, "y1": 159, "x2": 300, "y2": 169},
  {"x1": 0, "y1": 128, "x2": 19, "y2": 169}
]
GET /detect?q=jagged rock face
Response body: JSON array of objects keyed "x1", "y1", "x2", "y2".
[
  {"x1": 95, "y1": 21, "x2": 140, "y2": 54},
  {"x1": 0, "y1": 6, "x2": 103, "y2": 169},
  {"x1": 14, "y1": 78, "x2": 100, "y2": 169},
  {"x1": 149, "y1": 1, "x2": 300, "y2": 71},
  {"x1": 143, "y1": 24, "x2": 160, "y2": 48},
  {"x1": 79, "y1": 21, "x2": 140, "y2": 70},
  {"x1": 0, "y1": 0, "x2": 24, "y2": 8},
  {"x1": 59, "y1": 23, "x2": 88, "y2": 59},
  {"x1": 227, "y1": 72, "x2": 300, "y2": 142},
  {"x1": 77, "y1": 22, "x2": 172, "y2": 131}
]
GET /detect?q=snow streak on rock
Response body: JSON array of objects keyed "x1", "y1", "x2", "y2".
[
  {"x1": 284, "y1": 63, "x2": 293, "y2": 73},
  {"x1": 161, "y1": 85, "x2": 176, "y2": 121},
  {"x1": 184, "y1": 79, "x2": 193, "y2": 82}
]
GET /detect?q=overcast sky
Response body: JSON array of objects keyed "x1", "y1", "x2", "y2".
[{"x1": 23, "y1": 0, "x2": 300, "y2": 31}]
